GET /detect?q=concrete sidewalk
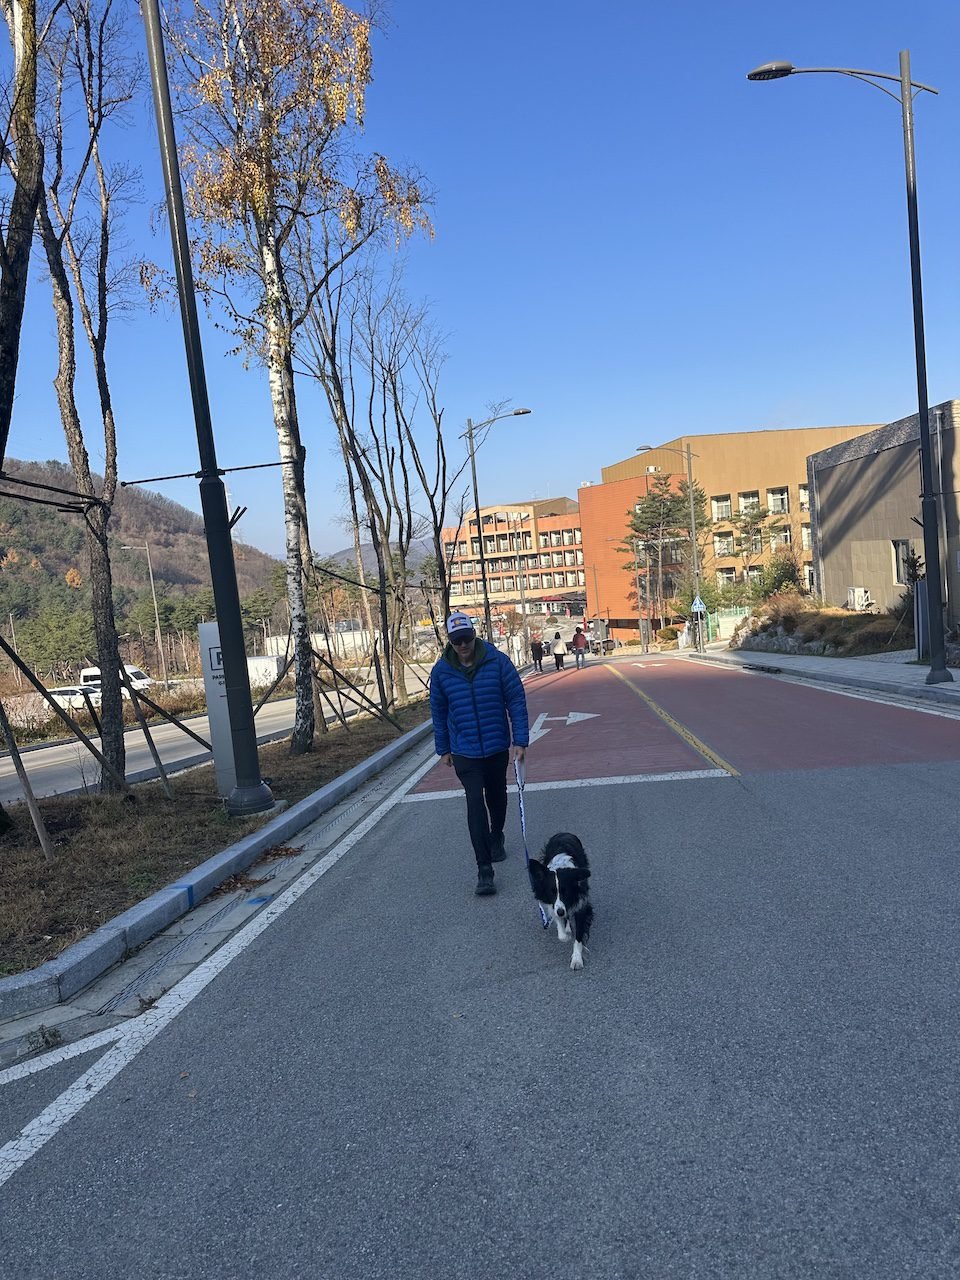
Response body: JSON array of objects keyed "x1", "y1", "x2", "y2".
[{"x1": 690, "y1": 643, "x2": 960, "y2": 709}]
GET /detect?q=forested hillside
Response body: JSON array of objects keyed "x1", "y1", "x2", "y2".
[{"x1": 0, "y1": 461, "x2": 282, "y2": 677}]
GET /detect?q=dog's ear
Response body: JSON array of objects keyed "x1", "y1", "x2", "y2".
[
  {"x1": 578, "y1": 868, "x2": 591, "y2": 880},
  {"x1": 527, "y1": 859, "x2": 547, "y2": 887}
]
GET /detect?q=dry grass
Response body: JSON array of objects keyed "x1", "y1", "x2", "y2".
[
  {"x1": 0, "y1": 701, "x2": 429, "y2": 978},
  {"x1": 745, "y1": 594, "x2": 915, "y2": 656}
]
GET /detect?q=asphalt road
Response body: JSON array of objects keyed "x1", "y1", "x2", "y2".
[{"x1": 3, "y1": 656, "x2": 960, "y2": 1277}]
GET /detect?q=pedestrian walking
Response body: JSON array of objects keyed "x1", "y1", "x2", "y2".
[
  {"x1": 571, "y1": 625, "x2": 588, "y2": 670},
  {"x1": 530, "y1": 637, "x2": 544, "y2": 672},
  {"x1": 429, "y1": 612, "x2": 529, "y2": 897},
  {"x1": 552, "y1": 631, "x2": 567, "y2": 671}
]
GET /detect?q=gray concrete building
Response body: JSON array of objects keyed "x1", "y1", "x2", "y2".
[{"x1": 808, "y1": 399, "x2": 959, "y2": 623}]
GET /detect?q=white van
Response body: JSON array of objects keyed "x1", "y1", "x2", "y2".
[{"x1": 80, "y1": 664, "x2": 153, "y2": 692}]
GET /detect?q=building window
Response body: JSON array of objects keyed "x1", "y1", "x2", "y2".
[
  {"x1": 739, "y1": 491, "x2": 760, "y2": 513},
  {"x1": 443, "y1": 541, "x2": 455, "y2": 557},
  {"x1": 490, "y1": 579, "x2": 502, "y2": 593},
  {"x1": 767, "y1": 487, "x2": 789, "y2": 514},
  {"x1": 574, "y1": 529, "x2": 582, "y2": 544},
  {"x1": 770, "y1": 527, "x2": 792, "y2": 549},
  {"x1": 551, "y1": 532, "x2": 562, "y2": 546},
  {"x1": 564, "y1": 551, "x2": 576, "y2": 566},
  {"x1": 744, "y1": 565, "x2": 762, "y2": 583},
  {"x1": 712, "y1": 495, "x2": 732, "y2": 521},
  {"x1": 575, "y1": 549, "x2": 584, "y2": 565},
  {"x1": 552, "y1": 552, "x2": 563, "y2": 567},
  {"x1": 483, "y1": 536, "x2": 495, "y2": 554},
  {"x1": 804, "y1": 564, "x2": 816, "y2": 591},
  {"x1": 714, "y1": 532, "x2": 734, "y2": 557},
  {"x1": 750, "y1": 531, "x2": 763, "y2": 554},
  {"x1": 542, "y1": 574, "x2": 554, "y2": 588},
  {"x1": 562, "y1": 530, "x2": 574, "y2": 546},
  {"x1": 801, "y1": 525, "x2": 812, "y2": 551},
  {"x1": 717, "y1": 568, "x2": 737, "y2": 587},
  {"x1": 503, "y1": 577, "x2": 515, "y2": 591},
  {"x1": 799, "y1": 484, "x2": 810, "y2": 513},
  {"x1": 539, "y1": 533, "x2": 549, "y2": 549},
  {"x1": 577, "y1": 570, "x2": 585, "y2": 586},
  {"x1": 529, "y1": 574, "x2": 541, "y2": 589},
  {"x1": 892, "y1": 539, "x2": 912, "y2": 585},
  {"x1": 449, "y1": 582, "x2": 461, "y2": 597}
]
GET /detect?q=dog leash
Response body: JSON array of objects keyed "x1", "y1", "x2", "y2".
[{"x1": 515, "y1": 757, "x2": 549, "y2": 929}]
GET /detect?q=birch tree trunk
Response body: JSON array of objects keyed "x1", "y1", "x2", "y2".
[{"x1": 261, "y1": 231, "x2": 315, "y2": 753}]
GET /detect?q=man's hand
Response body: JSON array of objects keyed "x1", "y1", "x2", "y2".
[
  {"x1": 441, "y1": 753, "x2": 453, "y2": 767},
  {"x1": 512, "y1": 745, "x2": 526, "y2": 764}
]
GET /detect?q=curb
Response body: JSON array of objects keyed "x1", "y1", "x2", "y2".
[
  {"x1": 0, "y1": 720, "x2": 433, "y2": 1021},
  {"x1": 690, "y1": 651, "x2": 960, "y2": 708}
]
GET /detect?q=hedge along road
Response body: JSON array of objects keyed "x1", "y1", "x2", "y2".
[{"x1": 4, "y1": 654, "x2": 960, "y2": 1277}]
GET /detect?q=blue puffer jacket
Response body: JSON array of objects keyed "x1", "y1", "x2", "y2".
[{"x1": 430, "y1": 641, "x2": 530, "y2": 758}]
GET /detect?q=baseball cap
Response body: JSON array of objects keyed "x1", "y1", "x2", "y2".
[{"x1": 446, "y1": 612, "x2": 476, "y2": 640}]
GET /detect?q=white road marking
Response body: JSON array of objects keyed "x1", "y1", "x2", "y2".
[
  {"x1": 529, "y1": 709, "x2": 601, "y2": 743},
  {"x1": 0, "y1": 750, "x2": 438, "y2": 1190},
  {"x1": 0, "y1": 1025, "x2": 127, "y2": 1086},
  {"x1": 402, "y1": 769, "x2": 730, "y2": 800}
]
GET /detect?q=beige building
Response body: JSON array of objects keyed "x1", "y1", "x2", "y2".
[
  {"x1": 596, "y1": 425, "x2": 879, "y2": 606},
  {"x1": 809, "y1": 399, "x2": 959, "y2": 623},
  {"x1": 443, "y1": 498, "x2": 585, "y2": 631}
]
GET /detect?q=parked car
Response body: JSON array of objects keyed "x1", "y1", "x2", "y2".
[
  {"x1": 79, "y1": 664, "x2": 152, "y2": 692},
  {"x1": 46, "y1": 686, "x2": 102, "y2": 712}
]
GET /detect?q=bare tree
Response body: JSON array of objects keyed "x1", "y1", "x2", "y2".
[
  {"x1": 0, "y1": 0, "x2": 50, "y2": 462},
  {"x1": 166, "y1": 0, "x2": 430, "y2": 752},
  {"x1": 30, "y1": 0, "x2": 140, "y2": 786}
]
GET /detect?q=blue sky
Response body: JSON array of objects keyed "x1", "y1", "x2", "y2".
[{"x1": 10, "y1": 0, "x2": 960, "y2": 560}]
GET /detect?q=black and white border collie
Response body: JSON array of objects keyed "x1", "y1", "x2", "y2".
[{"x1": 528, "y1": 833, "x2": 593, "y2": 970}]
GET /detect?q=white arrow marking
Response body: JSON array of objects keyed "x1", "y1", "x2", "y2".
[{"x1": 529, "y1": 710, "x2": 599, "y2": 742}]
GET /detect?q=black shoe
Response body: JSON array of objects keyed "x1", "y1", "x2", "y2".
[
  {"x1": 475, "y1": 865, "x2": 496, "y2": 895},
  {"x1": 489, "y1": 833, "x2": 506, "y2": 863}
]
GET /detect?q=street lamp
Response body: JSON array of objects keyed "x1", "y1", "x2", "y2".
[
  {"x1": 747, "y1": 52, "x2": 952, "y2": 685},
  {"x1": 637, "y1": 444, "x2": 703, "y2": 652},
  {"x1": 461, "y1": 408, "x2": 532, "y2": 641},
  {"x1": 122, "y1": 541, "x2": 168, "y2": 688},
  {"x1": 503, "y1": 510, "x2": 532, "y2": 655}
]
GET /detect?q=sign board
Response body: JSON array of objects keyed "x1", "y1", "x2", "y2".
[
  {"x1": 199, "y1": 620, "x2": 236, "y2": 798},
  {"x1": 692, "y1": 596, "x2": 706, "y2": 614}
]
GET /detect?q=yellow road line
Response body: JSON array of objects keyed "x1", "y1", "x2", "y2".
[{"x1": 607, "y1": 664, "x2": 740, "y2": 777}]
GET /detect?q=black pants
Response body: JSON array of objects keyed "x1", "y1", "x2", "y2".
[
  {"x1": 452, "y1": 750, "x2": 509, "y2": 867},
  {"x1": 554, "y1": 653, "x2": 565, "y2": 670}
]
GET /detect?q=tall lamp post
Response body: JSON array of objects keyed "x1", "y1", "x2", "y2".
[
  {"x1": 637, "y1": 444, "x2": 703, "y2": 652},
  {"x1": 747, "y1": 52, "x2": 952, "y2": 684},
  {"x1": 504, "y1": 510, "x2": 531, "y2": 654},
  {"x1": 462, "y1": 408, "x2": 532, "y2": 641},
  {"x1": 140, "y1": 0, "x2": 274, "y2": 811},
  {"x1": 122, "y1": 541, "x2": 168, "y2": 688}
]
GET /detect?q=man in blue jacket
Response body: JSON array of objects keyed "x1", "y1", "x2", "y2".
[{"x1": 429, "y1": 612, "x2": 530, "y2": 896}]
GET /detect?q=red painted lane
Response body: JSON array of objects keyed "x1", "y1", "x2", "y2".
[
  {"x1": 411, "y1": 663, "x2": 712, "y2": 794},
  {"x1": 616, "y1": 659, "x2": 960, "y2": 773}
]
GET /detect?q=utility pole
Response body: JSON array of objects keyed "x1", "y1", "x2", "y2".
[
  {"x1": 141, "y1": 0, "x2": 273, "y2": 813},
  {"x1": 507, "y1": 511, "x2": 531, "y2": 656},
  {"x1": 123, "y1": 542, "x2": 168, "y2": 688},
  {"x1": 685, "y1": 443, "x2": 704, "y2": 653},
  {"x1": 465, "y1": 418, "x2": 494, "y2": 642}
]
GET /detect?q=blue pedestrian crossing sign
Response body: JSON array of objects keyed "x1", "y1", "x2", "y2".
[{"x1": 692, "y1": 596, "x2": 706, "y2": 613}]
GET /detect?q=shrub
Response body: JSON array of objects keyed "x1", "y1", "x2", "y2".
[{"x1": 656, "y1": 626, "x2": 679, "y2": 642}]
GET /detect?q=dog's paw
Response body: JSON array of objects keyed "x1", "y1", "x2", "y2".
[
  {"x1": 570, "y1": 953, "x2": 584, "y2": 971},
  {"x1": 557, "y1": 924, "x2": 572, "y2": 942}
]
